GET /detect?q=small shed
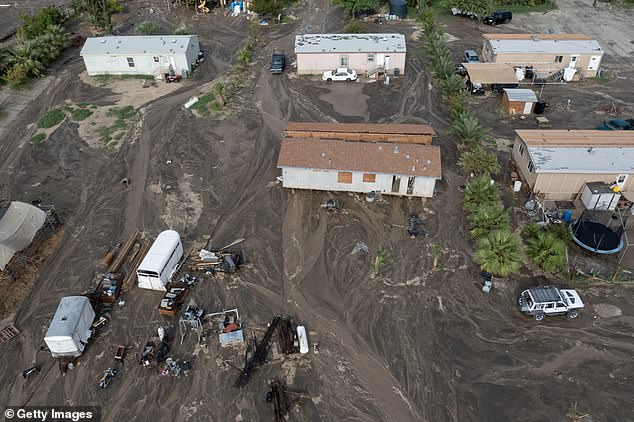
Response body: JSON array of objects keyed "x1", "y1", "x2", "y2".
[
  {"x1": 580, "y1": 182, "x2": 621, "y2": 211},
  {"x1": 44, "y1": 296, "x2": 96, "y2": 358},
  {"x1": 502, "y1": 89, "x2": 537, "y2": 115}
]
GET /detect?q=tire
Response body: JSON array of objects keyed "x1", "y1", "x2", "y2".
[
  {"x1": 533, "y1": 312, "x2": 545, "y2": 321},
  {"x1": 567, "y1": 310, "x2": 579, "y2": 319},
  {"x1": 492, "y1": 21, "x2": 497, "y2": 26},
  {"x1": 518, "y1": 297, "x2": 524, "y2": 307},
  {"x1": 327, "y1": 78, "x2": 332, "y2": 82},
  {"x1": 346, "y1": 78, "x2": 351, "y2": 82}
]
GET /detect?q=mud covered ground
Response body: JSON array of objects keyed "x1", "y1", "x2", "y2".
[{"x1": 1, "y1": 0, "x2": 634, "y2": 421}]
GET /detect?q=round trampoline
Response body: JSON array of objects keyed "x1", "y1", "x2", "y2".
[{"x1": 570, "y1": 219, "x2": 624, "y2": 254}]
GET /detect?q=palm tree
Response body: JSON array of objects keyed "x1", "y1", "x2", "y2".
[
  {"x1": 468, "y1": 203, "x2": 509, "y2": 239},
  {"x1": 451, "y1": 112, "x2": 486, "y2": 144},
  {"x1": 463, "y1": 175, "x2": 499, "y2": 212},
  {"x1": 458, "y1": 144, "x2": 501, "y2": 176},
  {"x1": 527, "y1": 231, "x2": 567, "y2": 272},
  {"x1": 213, "y1": 81, "x2": 226, "y2": 106},
  {"x1": 237, "y1": 48, "x2": 251, "y2": 65},
  {"x1": 475, "y1": 229, "x2": 523, "y2": 277},
  {"x1": 9, "y1": 41, "x2": 45, "y2": 77},
  {"x1": 45, "y1": 24, "x2": 68, "y2": 49},
  {"x1": 439, "y1": 73, "x2": 465, "y2": 98}
]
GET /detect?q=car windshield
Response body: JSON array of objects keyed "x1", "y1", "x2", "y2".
[{"x1": 523, "y1": 292, "x2": 533, "y2": 307}]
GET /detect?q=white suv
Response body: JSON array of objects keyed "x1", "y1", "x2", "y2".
[{"x1": 518, "y1": 286, "x2": 584, "y2": 321}]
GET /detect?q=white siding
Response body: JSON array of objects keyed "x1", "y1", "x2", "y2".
[
  {"x1": 281, "y1": 167, "x2": 436, "y2": 198},
  {"x1": 82, "y1": 38, "x2": 199, "y2": 77},
  {"x1": 296, "y1": 52, "x2": 406, "y2": 75}
]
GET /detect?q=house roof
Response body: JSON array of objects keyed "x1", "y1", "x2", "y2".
[
  {"x1": 0, "y1": 201, "x2": 46, "y2": 271},
  {"x1": 284, "y1": 122, "x2": 435, "y2": 136},
  {"x1": 80, "y1": 35, "x2": 198, "y2": 56},
  {"x1": 516, "y1": 130, "x2": 634, "y2": 147},
  {"x1": 504, "y1": 88, "x2": 537, "y2": 102},
  {"x1": 516, "y1": 131, "x2": 634, "y2": 174},
  {"x1": 463, "y1": 63, "x2": 518, "y2": 84},
  {"x1": 277, "y1": 138, "x2": 441, "y2": 178},
  {"x1": 294, "y1": 34, "x2": 406, "y2": 54},
  {"x1": 483, "y1": 34, "x2": 602, "y2": 55}
]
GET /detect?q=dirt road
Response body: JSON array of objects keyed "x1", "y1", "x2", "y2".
[{"x1": 1, "y1": 1, "x2": 634, "y2": 421}]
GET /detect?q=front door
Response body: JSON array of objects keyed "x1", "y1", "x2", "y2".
[
  {"x1": 391, "y1": 175, "x2": 400, "y2": 193},
  {"x1": 568, "y1": 55, "x2": 579, "y2": 69},
  {"x1": 384, "y1": 55, "x2": 391, "y2": 71},
  {"x1": 588, "y1": 55, "x2": 600, "y2": 71}
]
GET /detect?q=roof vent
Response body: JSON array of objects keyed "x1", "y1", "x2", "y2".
[
  {"x1": 172, "y1": 39, "x2": 177, "y2": 43},
  {"x1": 588, "y1": 147, "x2": 596, "y2": 154},
  {"x1": 412, "y1": 166, "x2": 415, "y2": 171},
  {"x1": 426, "y1": 160, "x2": 431, "y2": 164},
  {"x1": 405, "y1": 154, "x2": 410, "y2": 159},
  {"x1": 321, "y1": 152, "x2": 326, "y2": 157},
  {"x1": 100, "y1": 39, "x2": 106, "y2": 44},
  {"x1": 378, "y1": 146, "x2": 383, "y2": 150},
  {"x1": 394, "y1": 145, "x2": 399, "y2": 154},
  {"x1": 118, "y1": 40, "x2": 122, "y2": 44},
  {"x1": 531, "y1": 35, "x2": 540, "y2": 41}
]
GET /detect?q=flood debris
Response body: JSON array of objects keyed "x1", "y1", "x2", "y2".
[{"x1": 267, "y1": 380, "x2": 309, "y2": 422}]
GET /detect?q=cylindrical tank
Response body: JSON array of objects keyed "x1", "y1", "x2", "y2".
[
  {"x1": 389, "y1": 0, "x2": 408, "y2": 18},
  {"x1": 563, "y1": 210, "x2": 573, "y2": 223}
]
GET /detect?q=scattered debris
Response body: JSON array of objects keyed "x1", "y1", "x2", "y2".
[
  {"x1": 99, "y1": 367, "x2": 118, "y2": 388},
  {"x1": 0, "y1": 325, "x2": 20, "y2": 345},
  {"x1": 352, "y1": 242, "x2": 369, "y2": 254},
  {"x1": 407, "y1": 213, "x2": 426, "y2": 237},
  {"x1": 160, "y1": 357, "x2": 192, "y2": 377},
  {"x1": 233, "y1": 315, "x2": 280, "y2": 388},
  {"x1": 481, "y1": 271, "x2": 493, "y2": 293},
  {"x1": 139, "y1": 331, "x2": 170, "y2": 367},
  {"x1": 179, "y1": 305, "x2": 205, "y2": 345},
  {"x1": 267, "y1": 380, "x2": 309, "y2": 422},
  {"x1": 114, "y1": 345, "x2": 126, "y2": 362},
  {"x1": 189, "y1": 249, "x2": 241, "y2": 274},
  {"x1": 320, "y1": 198, "x2": 342, "y2": 213},
  {"x1": 157, "y1": 285, "x2": 188, "y2": 317},
  {"x1": 22, "y1": 365, "x2": 40, "y2": 379}
]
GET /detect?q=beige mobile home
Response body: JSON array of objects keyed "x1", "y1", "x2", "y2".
[
  {"x1": 481, "y1": 34, "x2": 604, "y2": 80},
  {"x1": 512, "y1": 130, "x2": 634, "y2": 201},
  {"x1": 294, "y1": 34, "x2": 406, "y2": 76}
]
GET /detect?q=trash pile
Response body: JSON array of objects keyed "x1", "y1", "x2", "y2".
[
  {"x1": 320, "y1": 198, "x2": 342, "y2": 213},
  {"x1": 179, "y1": 273, "x2": 198, "y2": 287},
  {"x1": 407, "y1": 213, "x2": 426, "y2": 237},
  {"x1": 184, "y1": 305, "x2": 204, "y2": 321},
  {"x1": 189, "y1": 249, "x2": 240, "y2": 274},
  {"x1": 99, "y1": 367, "x2": 118, "y2": 388},
  {"x1": 160, "y1": 358, "x2": 192, "y2": 377}
]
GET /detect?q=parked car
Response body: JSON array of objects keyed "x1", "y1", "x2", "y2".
[
  {"x1": 596, "y1": 118, "x2": 634, "y2": 130},
  {"x1": 322, "y1": 68, "x2": 358, "y2": 82},
  {"x1": 518, "y1": 285, "x2": 584, "y2": 321},
  {"x1": 484, "y1": 10, "x2": 512, "y2": 25},
  {"x1": 463, "y1": 50, "x2": 480, "y2": 63},
  {"x1": 270, "y1": 52, "x2": 286, "y2": 74}
]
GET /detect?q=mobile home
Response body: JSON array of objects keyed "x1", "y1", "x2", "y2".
[
  {"x1": 44, "y1": 296, "x2": 96, "y2": 358},
  {"x1": 481, "y1": 34, "x2": 604, "y2": 80},
  {"x1": 137, "y1": 230, "x2": 183, "y2": 291}
]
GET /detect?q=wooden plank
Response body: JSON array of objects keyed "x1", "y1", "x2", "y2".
[
  {"x1": 0, "y1": 325, "x2": 20, "y2": 344},
  {"x1": 109, "y1": 230, "x2": 140, "y2": 273},
  {"x1": 122, "y1": 239, "x2": 150, "y2": 293}
]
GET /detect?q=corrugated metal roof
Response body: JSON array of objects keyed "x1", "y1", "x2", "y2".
[
  {"x1": 294, "y1": 34, "x2": 406, "y2": 54},
  {"x1": 463, "y1": 63, "x2": 518, "y2": 84},
  {"x1": 504, "y1": 88, "x2": 537, "y2": 102},
  {"x1": 516, "y1": 130, "x2": 634, "y2": 147},
  {"x1": 528, "y1": 146, "x2": 634, "y2": 173},
  {"x1": 485, "y1": 34, "x2": 602, "y2": 55},
  {"x1": 285, "y1": 122, "x2": 435, "y2": 135},
  {"x1": 80, "y1": 35, "x2": 198, "y2": 56},
  {"x1": 277, "y1": 138, "x2": 441, "y2": 178}
]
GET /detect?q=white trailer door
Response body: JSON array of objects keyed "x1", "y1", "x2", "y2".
[{"x1": 588, "y1": 56, "x2": 600, "y2": 71}]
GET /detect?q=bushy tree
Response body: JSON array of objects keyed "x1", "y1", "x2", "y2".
[
  {"x1": 526, "y1": 231, "x2": 567, "y2": 272},
  {"x1": 448, "y1": 0, "x2": 492, "y2": 18},
  {"x1": 439, "y1": 73, "x2": 465, "y2": 98},
  {"x1": 463, "y1": 175, "x2": 499, "y2": 212},
  {"x1": 468, "y1": 203, "x2": 509, "y2": 239},
  {"x1": 250, "y1": 0, "x2": 284, "y2": 16},
  {"x1": 475, "y1": 229, "x2": 523, "y2": 277},
  {"x1": 17, "y1": 6, "x2": 65, "y2": 41},
  {"x1": 451, "y1": 111, "x2": 486, "y2": 143},
  {"x1": 458, "y1": 144, "x2": 500, "y2": 176},
  {"x1": 138, "y1": 21, "x2": 159, "y2": 35},
  {"x1": 333, "y1": 0, "x2": 379, "y2": 18},
  {"x1": 70, "y1": 0, "x2": 122, "y2": 31}
]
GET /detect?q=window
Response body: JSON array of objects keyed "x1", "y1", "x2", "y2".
[
  {"x1": 528, "y1": 161, "x2": 534, "y2": 173},
  {"x1": 153, "y1": 56, "x2": 160, "y2": 63},
  {"x1": 127, "y1": 57, "x2": 135, "y2": 68},
  {"x1": 367, "y1": 53, "x2": 374, "y2": 62},
  {"x1": 340, "y1": 56, "x2": 349, "y2": 67},
  {"x1": 518, "y1": 144, "x2": 524, "y2": 156},
  {"x1": 338, "y1": 172, "x2": 352, "y2": 183},
  {"x1": 363, "y1": 173, "x2": 376, "y2": 183},
  {"x1": 554, "y1": 56, "x2": 563, "y2": 63}
]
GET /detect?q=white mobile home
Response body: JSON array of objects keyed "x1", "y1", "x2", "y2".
[
  {"x1": 294, "y1": 33, "x2": 407, "y2": 76},
  {"x1": 44, "y1": 296, "x2": 96, "y2": 358},
  {"x1": 80, "y1": 35, "x2": 201, "y2": 77},
  {"x1": 277, "y1": 138, "x2": 441, "y2": 198},
  {"x1": 137, "y1": 230, "x2": 183, "y2": 291}
]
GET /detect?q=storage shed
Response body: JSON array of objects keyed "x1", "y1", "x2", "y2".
[
  {"x1": 502, "y1": 89, "x2": 537, "y2": 115},
  {"x1": 580, "y1": 182, "x2": 621, "y2": 211},
  {"x1": 80, "y1": 35, "x2": 201, "y2": 77},
  {"x1": 44, "y1": 296, "x2": 96, "y2": 358},
  {"x1": 294, "y1": 33, "x2": 406, "y2": 76}
]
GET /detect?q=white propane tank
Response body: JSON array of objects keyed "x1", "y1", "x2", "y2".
[{"x1": 158, "y1": 327, "x2": 165, "y2": 342}]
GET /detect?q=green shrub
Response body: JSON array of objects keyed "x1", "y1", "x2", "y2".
[
  {"x1": 108, "y1": 106, "x2": 135, "y2": 120},
  {"x1": 344, "y1": 20, "x2": 364, "y2": 33},
  {"x1": 37, "y1": 109, "x2": 65, "y2": 128},
  {"x1": 71, "y1": 108, "x2": 93, "y2": 121},
  {"x1": 138, "y1": 21, "x2": 159, "y2": 35},
  {"x1": 172, "y1": 26, "x2": 190, "y2": 35},
  {"x1": 29, "y1": 132, "x2": 47, "y2": 144},
  {"x1": 526, "y1": 231, "x2": 567, "y2": 272},
  {"x1": 475, "y1": 229, "x2": 523, "y2": 277}
]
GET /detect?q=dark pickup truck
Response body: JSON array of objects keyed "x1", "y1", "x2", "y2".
[{"x1": 270, "y1": 53, "x2": 286, "y2": 74}]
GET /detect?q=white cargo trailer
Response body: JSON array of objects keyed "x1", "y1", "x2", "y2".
[
  {"x1": 137, "y1": 230, "x2": 183, "y2": 291},
  {"x1": 44, "y1": 296, "x2": 96, "y2": 358}
]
